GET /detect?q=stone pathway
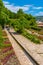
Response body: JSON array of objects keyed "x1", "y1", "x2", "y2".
[
  {"x1": 9, "y1": 28, "x2": 43, "y2": 65},
  {"x1": 5, "y1": 29, "x2": 35, "y2": 65}
]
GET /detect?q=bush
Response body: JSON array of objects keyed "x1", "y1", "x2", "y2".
[
  {"x1": 15, "y1": 24, "x2": 24, "y2": 34},
  {"x1": 31, "y1": 26, "x2": 41, "y2": 31},
  {"x1": 0, "y1": 26, "x2": 4, "y2": 48},
  {"x1": 22, "y1": 30, "x2": 40, "y2": 44}
]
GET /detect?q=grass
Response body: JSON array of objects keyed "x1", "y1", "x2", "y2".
[
  {"x1": 0, "y1": 26, "x2": 13, "y2": 64},
  {"x1": 0, "y1": 27, "x2": 12, "y2": 48},
  {"x1": 28, "y1": 29, "x2": 43, "y2": 41},
  {"x1": 0, "y1": 26, "x2": 20, "y2": 65},
  {"x1": 22, "y1": 30, "x2": 40, "y2": 44},
  {"x1": 0, "y1": 26, "x2": 4, "y2": 48}
]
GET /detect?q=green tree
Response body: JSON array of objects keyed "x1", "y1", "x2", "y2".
[
  {"x1": 0, "y1": 0, "x2": 3, "y2": 12},
  {"x1": 17, "y1": 9, "x2": 24, "y2": 14},
  {"x1": 0, "y1": 12, "x2": 9, "y2": 28}
]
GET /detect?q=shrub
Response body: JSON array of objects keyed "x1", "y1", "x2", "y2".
[
  {"x1": 22, "y1": 30, "x2": 40, "y2": 44},
  {"x1": 0, "y1": 26, "x2": 4, "y2": 43},
  {"x1": 31, "y1": 26, "x2": 41, "y2": 31}
]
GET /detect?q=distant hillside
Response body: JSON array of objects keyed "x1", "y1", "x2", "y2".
[{"x1": 36, "y1": 16, "x2": 43, "y2": 22}]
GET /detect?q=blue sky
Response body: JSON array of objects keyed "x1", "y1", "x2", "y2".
[{"x1": 3, "y1": 0, "x2": 43, "y2": 16}]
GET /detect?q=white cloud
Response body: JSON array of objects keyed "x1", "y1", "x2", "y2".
[
  {"x1": 3, "y1": 1, "x2": 9, "y2": 5},
  {"x1": 3, "y1": 1, "x2": 43, "y2": 15},
  {"x1": 3, "y1": 1, "x2": 30, "y2": 13},
  {"x1": 33, "y1": 6, "x2": 43, "y2": 10},
  {"x1": 35, "y1": 12, "x2": 43, "y2": 16}
]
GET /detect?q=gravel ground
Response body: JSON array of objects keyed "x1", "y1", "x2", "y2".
[{"x1": 4, "y1": 54, "x2": 20, "y2": 65}]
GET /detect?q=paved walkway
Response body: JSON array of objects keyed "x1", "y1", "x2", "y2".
[
  {"x1": 5, "y1": 29, "x2": 35, "y2": 65},
  {"x1": 9, "y1": 28, "x2": 43, "y2": 65}
]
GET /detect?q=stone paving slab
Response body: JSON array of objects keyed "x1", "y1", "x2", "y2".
[
  {"x1": 9, "y1": 28, "x2": 43, "y2": 65},
  {"x1": 36, "y1": 45, "x2": 43, "y2": 53}
]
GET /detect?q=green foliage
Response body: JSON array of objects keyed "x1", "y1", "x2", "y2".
[
  {"x1": 10, "y1": 19, "x2": 24, "y2": 33},
  {"x1": 17, "y1": 9, "x2": 24, "y2": 14},
  {"x1": 0, "y1": 0, "x2": 37, "y2": 29},
  {"x1": 0, "y1": 0, "x2": 40, "y2": 44},
  {"x1": 9, "y1": 9, "x2": 37, "y2": 33},
  {"x1": 0, "y1": 0, "x2": 16, "y2": 28},
  {"x1": 31, "y1": 26, "x2": 41, "y2": 31},
  {"x1": 3, "y1": 7, "x2": 16, "y2": 19},
  {"x1": 0, "y1": 12, "x2": 9, "y2": 28},
  {"x1": 0, "y1": 26, "x2": 4, "y2": 47},
  {"x1": 0, "y1": 43, "x2": 12, "y2": 48},
  {"x1": 24, "y1": 14, "x2": 34, "y2": 20},
  {"x1": 22, "y1": 30, "x2": 40, "y2": 44},
  {"x1": 0, "y1": 0, "x2": 4, "y2": 12},
  {"x1": 0, "y1": 26, "x2": 12, "y2": 48},
  {"x1": 0, "y1": 0, "x2": 8, "y2": 28}
]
